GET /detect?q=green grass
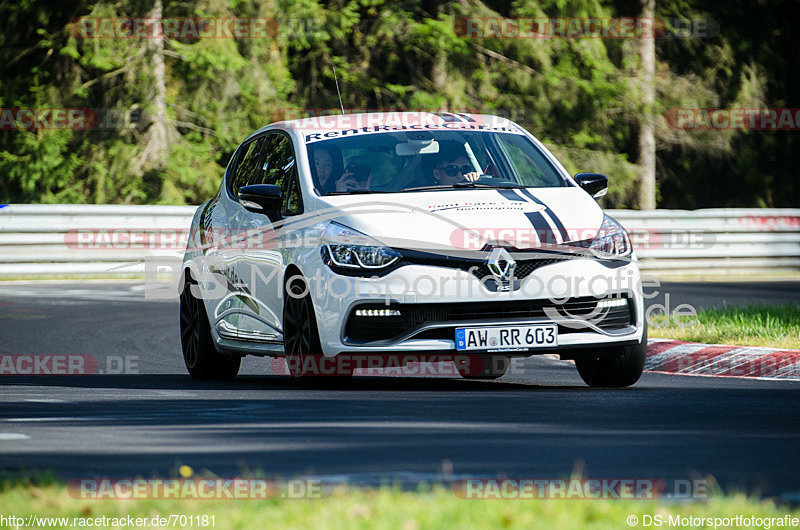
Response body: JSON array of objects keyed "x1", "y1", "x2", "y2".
[
  {"x1": 650, "y1": 303, "x2": 800, "y2": 349},
  {"x1": 0, "y1": 477, "x2": 798, "y2": 530}
]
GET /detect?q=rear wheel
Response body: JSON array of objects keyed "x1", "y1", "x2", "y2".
[
  {"x1": 456, "y1": 355, "x2": 510, "y2": 379},
  {"x1": 575, "y1": 322, "x2": 647, "y2": 388},
  {"x1": 179, "y1": 272, "x2": 241, "y2": 380}
]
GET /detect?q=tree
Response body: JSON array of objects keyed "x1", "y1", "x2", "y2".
[
  {"x1": 0, "y1": 0, "x2": 795, "y2": 208},
  {"x1": 637, "y1": 0, "x2": 656, "y2": 209}
]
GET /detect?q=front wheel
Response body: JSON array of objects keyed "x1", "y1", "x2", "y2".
[
  {"x1": 575, "y1": 322, "x2": 647, "y2": 388},
  {"x1": 179, "y1": 273, "x2": 241, "y2": 380},
  {"x1": 283, "y1": 278, "x2": 350, "y2": 381}
]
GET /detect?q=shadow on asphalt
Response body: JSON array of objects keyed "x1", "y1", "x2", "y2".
[
  {"x1": 0, "y1": 374, "x2": 591, "y2": 391},
  {"x1": 1, "y1": 377, "x2": 798, "y2": 498}
]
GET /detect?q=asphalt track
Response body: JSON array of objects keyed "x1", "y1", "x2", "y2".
[{"x1": 0, "y1": 281, "x2": 798, "y2": 498}]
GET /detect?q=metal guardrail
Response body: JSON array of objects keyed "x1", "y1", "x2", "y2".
[
  {"x1": 0, "y1": 205, "x2": 196, "y2": 277},
  {"x1": 609, "y1": 208, "x2": 800, "y2": 275},
  {"x1": 0, "y1": 204, "x2": 798, "y2": 277}
]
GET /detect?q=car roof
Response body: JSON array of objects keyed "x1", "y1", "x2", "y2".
[{"x1": 243, "y1": 111, "x2": 526, "y2": 144}]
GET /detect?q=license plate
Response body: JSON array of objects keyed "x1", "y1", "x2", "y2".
[{"x1": 455, "y1": 324, "x2": 558, "y2": 351}]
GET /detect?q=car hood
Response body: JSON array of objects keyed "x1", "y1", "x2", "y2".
[{"x1": 314, "y1": 187, "x2": 604, "y2": 254}]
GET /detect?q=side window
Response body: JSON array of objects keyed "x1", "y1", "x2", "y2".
[
  {"x1": 258, "y1": 132, "x2": 302, "y2": 215},
  {"x1": 260, "y1": 133, "x2": 295, "y2": 189},
  {"x1": 495, "y1": 134, "x2": 563, "y2": 187},
  {"x1": 229, "y1": 136, "x2": 269, "y2": 196},
  {"x1": 282, "y1": 170, "x2": 303, "y2": 215},
  {"x1": 231, "y1": 131, "x2": 302, "y2": 214},
  {"x1": 226, "y1": 142, "x2": 252, "y2": 196}
]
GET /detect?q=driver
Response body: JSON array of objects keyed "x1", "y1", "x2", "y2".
[{"x1": 430, "y1": 141, "x2": 482, "y2": 186}]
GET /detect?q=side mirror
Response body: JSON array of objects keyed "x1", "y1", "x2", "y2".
[
  {"x1": 238, "y1": 184, "x2": 283, "y2": 213},
  {"x1": 574, "y1": 173, "x2": 608, "y2": 199}
]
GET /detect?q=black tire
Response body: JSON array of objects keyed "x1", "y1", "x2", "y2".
[
  {"x1": 283, "y1": 278, "x2": 350, "y2": 381},
  {"x1": 179, "y1": 273, "x2": 241, "y2": 380},
  {"x1": 456, "y1": 355, "x2": 510, "y2": 379},
  {"x1": 575, "y1": 321, "x2": 648, "y2": 388}
]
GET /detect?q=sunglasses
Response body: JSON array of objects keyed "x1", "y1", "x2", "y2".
[
  {"x1": 438, "y1": 164, "x2": 473, "y2": 177},
  {"x1": 344, "y1": 164, "x2": 371, "y2": 180}
]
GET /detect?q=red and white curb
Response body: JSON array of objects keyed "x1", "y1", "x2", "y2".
[
  {"x1": 263, "y1": 341, "x2": 800, "y2": 380},
  {"x1": 644, "y1": 339, "x2": 800, "y2": 380}
]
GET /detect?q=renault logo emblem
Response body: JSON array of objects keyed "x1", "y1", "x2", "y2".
[{"x1": 487, "y1": 247, "x2": 517, "y2": 291}]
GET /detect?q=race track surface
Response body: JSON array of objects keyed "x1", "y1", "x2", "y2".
[{"x1": 0, "y1": 281, "x2": 798, "y2": 498}]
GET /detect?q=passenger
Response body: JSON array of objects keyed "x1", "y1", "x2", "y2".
[
  {"x1": 313, "y1": 146, "x2": 373, "y2": 193},
  {"x1": 312, "y1": 145, "x2": 343, "y2": 194},
  {"x1": 336, "y1": 163, "x2": 372, "y2": 192}
]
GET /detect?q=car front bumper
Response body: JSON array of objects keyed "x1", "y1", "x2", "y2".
[{"x1": 309, "y1": 256, "x2": 645, "y2": 357}]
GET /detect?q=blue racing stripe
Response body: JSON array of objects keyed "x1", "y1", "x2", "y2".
[
  {"x1": 524, "y1": 211, "x2": 557, "y2": 244},
  {"x1": 517, "y1": 188, "x2": 569, "y2": 242},
  {"x1": 496, "y1": 189, "x2": 526, "y2": 202}
]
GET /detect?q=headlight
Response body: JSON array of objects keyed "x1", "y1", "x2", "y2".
[
  {"x1": 320, "y1": 222, "x2": 401, "y2": 270},
  {"x1": 589, "y1": 215, "x2": 632, "y2": 258}
]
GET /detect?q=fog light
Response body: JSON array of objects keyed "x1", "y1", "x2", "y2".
[
  {"x1": 355, "y1": 309, "x2": 401, "y2": 317},
  {"x1": 597, "y1": 298, "x2": 628, "y2": 308}
]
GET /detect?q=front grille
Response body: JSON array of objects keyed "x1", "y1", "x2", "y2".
[
  {"x1": 399, "y1": 251, "x2": 569, "y2": 281},
  {"x1": 344, "y1": 296, "x2": 634, "y2": 343},
  {"x1": 467, "y1": 258, "x2": 567, "y2": 281}
]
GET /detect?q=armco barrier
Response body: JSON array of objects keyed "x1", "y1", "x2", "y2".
[
  {"x1": 610, "y1": 209, "x2": 800, "y2": 275},
  {"x1": 0, "y1": 204, "x2": 798, "y2": 277},
  {"x1": 0, "y1": 204, "x2": 195, "y2": 277}
]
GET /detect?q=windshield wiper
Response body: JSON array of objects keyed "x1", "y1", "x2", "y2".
[
  {"x1": 453, "y1": 181, "x2": 527, "y2": 189},
  {"x1": 325, "y1": 189, "x2": 393, "y2": 196},
  {"x1": 401, "y1": 184, "x2": 460, "y2": 192},
  {"x1": 403, "y1": 182, "x2": 526, "y2": 192}
]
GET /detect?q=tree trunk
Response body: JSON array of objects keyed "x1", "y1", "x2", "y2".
[
  {"x1": 429, "y1": 2, "x2": 447, "y2": 95},
  {"x1": 637, "y1": 0, "x2": 657, "y2": 210},
  {"x1": 134, "y1": 0, "x2": 175, "y2": 174}
]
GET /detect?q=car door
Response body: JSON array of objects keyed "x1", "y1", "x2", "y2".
[
  {"x1": 215, "y1": 133, "x2": 271, "y2": 341},
  {"x1": 235, "y1": 131, "x2": 303, "y2": 344}
]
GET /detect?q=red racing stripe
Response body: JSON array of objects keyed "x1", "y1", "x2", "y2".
[
  {"x1": 645, "y1": 340, "x2": 687, "y2": 358},
  {"x1": 716, "y1": 350, "x2": 800, "y2": 378},
  {"x1": 659, "y1": 345, "x2": 738, "y2": 373}
]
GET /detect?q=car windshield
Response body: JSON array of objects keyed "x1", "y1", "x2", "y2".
[{"x1": 306, "y1": 130, "x2": 566, "y2": 195}]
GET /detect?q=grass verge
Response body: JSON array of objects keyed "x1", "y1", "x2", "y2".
[
  {"x1": 0, "y1": 478, "x2": 798, "y2": 530},
  {"x1": 650, "y1": 303, "x2": 800, "y2": 349}
]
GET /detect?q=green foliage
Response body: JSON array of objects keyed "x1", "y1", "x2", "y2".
[
  {"x1": 0, "y1": 0, "x2": 795, "y2": 207},
  {"x1": 544, "y1": 143, "x2": 639, "y2": 207},
  {"x1": 0, "y1": 128, "x2": 85, "y2": 203}
]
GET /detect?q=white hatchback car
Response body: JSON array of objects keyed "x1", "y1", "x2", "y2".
[{"x1": 180, "y1": 112, "x2": 647, "y2": 387}]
